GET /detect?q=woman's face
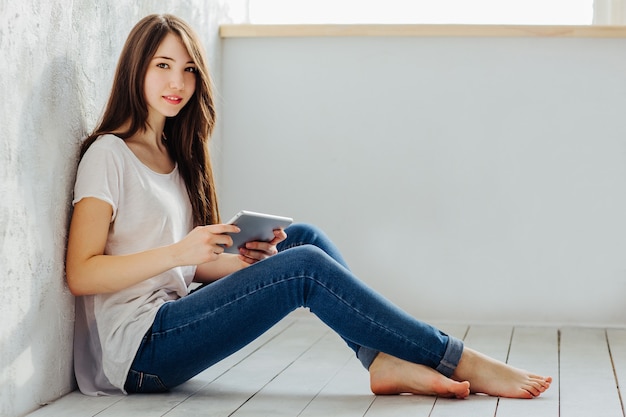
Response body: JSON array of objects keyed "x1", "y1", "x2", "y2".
[{"x1": 144, "y1": 33, "x2": 197, "y2": 120}]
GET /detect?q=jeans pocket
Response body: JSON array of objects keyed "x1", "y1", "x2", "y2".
[{"x1": 125, "y1": 369, "x2": 169, "y2": 393}]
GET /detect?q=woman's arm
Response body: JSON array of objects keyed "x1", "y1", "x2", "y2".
[
  {"x1": 193, "y1": 228, "x2": 288, "y2": 283},
  {"x1": 65, "y1": 197, "x2": 239, "y2": 296},
  {"x1": 194, "y1": 253, "x2": 249, "y2": 283}
]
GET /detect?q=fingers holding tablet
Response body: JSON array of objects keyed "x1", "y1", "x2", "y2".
[{"x1": 224, "y1": 210, "x2": 293, "y2": 254}]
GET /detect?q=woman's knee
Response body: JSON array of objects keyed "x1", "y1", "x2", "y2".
[
  {"x1": 279, "y1": 223, "x2": 348, "y2": 269},
  {"x1": 282, "y1": 243, "x2": 328, "y2": 263},
  {"x1": 280, "y1": 223, "x2": 325, "y2": 249},
  {"x1": 285, "y1": 222, "x2": 323, "y2": 238}
]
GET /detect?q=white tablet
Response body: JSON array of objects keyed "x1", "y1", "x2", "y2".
[{"x1": 224, "y1": 210, "x2": 293, "y2": 254}]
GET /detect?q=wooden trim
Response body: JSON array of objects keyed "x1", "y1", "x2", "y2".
[{"x1": 220, "y1": 24, "x2": 626, "y2": 38}]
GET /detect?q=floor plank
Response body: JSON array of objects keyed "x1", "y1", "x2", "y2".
[
  {"x1": 23, "y1": 391, "x2": 123, "y2": 417},
  {"x1": 606, "y1": 328, "x2": 626, "y2": 415},
  {"x1": 496, "y1": 327, "x2": 559, "y2": 417},
  {"x1": 297, "y1": 357, "x2": 374, "y2": 417},
  {"x1": 230, "y1": 330, "x2": 353, "y2": 416},
  {"x1": 25, "y1": 316, "x2": 626, "y2": 417},
  {"x1": 163, "y1": 314, "x2": 329, "y2": 417},
  {"x1": 559, "y1": 327, "x2": 623, "y2": 417},
  {"x1": 365, "y1": 394, "x2": 437, "y2": 417}
]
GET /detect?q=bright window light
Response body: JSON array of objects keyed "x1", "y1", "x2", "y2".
[{"x1": 249, "y1": 0, "x2": 594, "y2": 25}]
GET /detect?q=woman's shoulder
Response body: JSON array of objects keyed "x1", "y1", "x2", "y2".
[
  {"x1": 90, "y1": 134, "x2": 125, "y2": 149},
  {"x1": 79, "y1": 134, "x2": 130, "y2": 169},
  {"x1": 83, "y1": 134, "x2": 130, "y2": 158}
]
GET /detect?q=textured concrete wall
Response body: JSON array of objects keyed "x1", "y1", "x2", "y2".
[{"x1": 0, "y1": 2, "x2": 245, "y2": 416}]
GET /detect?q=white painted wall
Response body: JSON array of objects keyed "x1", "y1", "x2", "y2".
[
  {"x1": 220, "y1": 35, "x2": 626, "y2": 328},
  {"x1": 0, "y1": 2, "x2": 245, "y2": 416}
]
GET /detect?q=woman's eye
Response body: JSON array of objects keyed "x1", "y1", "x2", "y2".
[
  {"x1": 156, "y1": 63, "x2": 169, "y2": 69},
  {"x1": 185, "y1": 67, "x2": 197, "y2": 73}
]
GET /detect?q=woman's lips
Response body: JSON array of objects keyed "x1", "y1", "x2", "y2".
[{"x1": 163, "y1": 95, "x2": 183, "y2": 104}]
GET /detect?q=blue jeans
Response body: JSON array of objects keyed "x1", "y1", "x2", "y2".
[{"x1": 124, "y1": 223, "x2": 463, "y2": 393}]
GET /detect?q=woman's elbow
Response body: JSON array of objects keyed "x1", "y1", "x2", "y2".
[
  {"x1": 66, "y1": 272, "x2": 86, "y2": 296},
  {"x1": 65, "y1": 265, "x2": 93, "y2": 296}
]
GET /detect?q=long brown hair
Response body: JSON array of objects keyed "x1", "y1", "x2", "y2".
[{"x1": 81, "y1": 14, "x2": 219, "y2": 226}]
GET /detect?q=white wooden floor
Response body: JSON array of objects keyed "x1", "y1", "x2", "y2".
[{"x1": 26, "y1": 309, "x2": 626, "y2": 417}]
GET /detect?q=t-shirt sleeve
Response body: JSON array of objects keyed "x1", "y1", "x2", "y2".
[{"x1": 72, "y1": 141, "x2": 121, "y2": 221}]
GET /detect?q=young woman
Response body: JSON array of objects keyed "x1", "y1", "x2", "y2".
[{"x1": 66, "y1": 14, "x2": 552, "y2": 399}]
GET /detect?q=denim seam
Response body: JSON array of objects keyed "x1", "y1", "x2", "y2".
[{"x1": 305, "y1": 276, "x2": 447, "y2": 363}]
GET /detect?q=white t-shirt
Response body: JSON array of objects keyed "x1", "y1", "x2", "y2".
[{"x1": 72, "y1": 134, "x2": 196, "y2": 395}]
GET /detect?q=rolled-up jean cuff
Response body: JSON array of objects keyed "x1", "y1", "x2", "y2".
[
  {"x1": 357, "y1": 346, "x2": 380, "y2": 370},
  {"x1": 436, "y1": 335, "x2": 464, "y2": 378}
]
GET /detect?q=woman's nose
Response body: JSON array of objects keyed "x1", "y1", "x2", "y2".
[{"x1": 169, "y1": 75, "x2": 185, "y2": 90}]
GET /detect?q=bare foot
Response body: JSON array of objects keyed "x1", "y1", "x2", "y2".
[
  {"x1": 369, "y1": 352, "x2": 471, "y2": 399},
  {"x1": 452, "y1": 347, "x2": 552, "y2": 398}
]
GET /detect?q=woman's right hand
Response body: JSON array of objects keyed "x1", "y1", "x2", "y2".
[
  {"x1": 172, "y1": 224, "x2": 240, "y2": 266},
  {"x1": 66, "y1": 197, "x2": 242, "y2": 296}
]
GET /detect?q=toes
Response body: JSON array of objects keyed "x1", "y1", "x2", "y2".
[
  {"x1": 524, "y1": 376, "x2": 552, "y2": 397},
  {"x1": 532, "y1": 376, "x2": 552, "y2": 391},
  {"x1": 520, "y1": 389, "x2": 535, "y2": 399},
  {"x1": 525, "y1": 385, "x2": 541, "y2": 397},
  {"x1": 453, "y1": 381, "x2": 470, "y2": 399}
]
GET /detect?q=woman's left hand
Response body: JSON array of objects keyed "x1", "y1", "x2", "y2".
[{"x1": 238, "y1": 228, "x2": 287, "y2": 264}]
